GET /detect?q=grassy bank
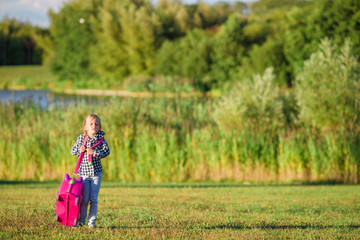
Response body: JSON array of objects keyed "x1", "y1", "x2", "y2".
[
  {"x1": 0, "y1": 182, "x2": 359, "y2": 239},
  {"x1": 0, "y1": 65, "x2": 111, "y2": 91},
  {"x1": 0, "y1": 65, "x2": 205, "y2": 93},
  {"x1": 0, "y1": 65, "x2": 55, "y2": 90}
]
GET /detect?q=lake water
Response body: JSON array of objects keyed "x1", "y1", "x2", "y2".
[{"x1": 0, "y1": 90, "x2": 106, "y2": 109}]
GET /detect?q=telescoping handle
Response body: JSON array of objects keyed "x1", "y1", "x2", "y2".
[
  {"x1": 74, "y1": 138, "x2": 87, "y2": 175},
  {"x1": 87, "y1": 137, "x2": 104, "y2": 165}
]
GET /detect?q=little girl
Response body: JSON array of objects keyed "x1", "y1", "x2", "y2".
[{"x1": 71, "y1": 114, "x2": 110, "y2": 228}]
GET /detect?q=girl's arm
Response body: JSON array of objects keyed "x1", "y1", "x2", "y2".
[
  {"x1": 92, "y1": 139, "x2": 110, "y2": 159},
  {"x1": 71, "y1": 135, "x2": 83, "y2": 157}
]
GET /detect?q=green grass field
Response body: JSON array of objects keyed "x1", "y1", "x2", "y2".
[
  {"x1": 0, "y1": 65, "x2": 199, "y2": 92},
  {"x1": 0, "y1": 65, "x2": 55, "y2": 90},
  {"x1": 0, "y1": 182, "x2": 359, "y2": 239}
]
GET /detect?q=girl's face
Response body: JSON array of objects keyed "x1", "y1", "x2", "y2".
[{"x1": 85, "y1": 117, "x2": 100, "y2": 137}]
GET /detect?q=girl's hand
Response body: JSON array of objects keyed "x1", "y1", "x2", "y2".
[
  {"x1": 87, "y1": 148, "x2": 93, "y2": 155},
  {"x1": 80, "y1": 146, "x2": 86, "y2": 153}
]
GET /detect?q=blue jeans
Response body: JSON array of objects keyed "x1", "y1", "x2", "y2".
[{"x1": 79, "y1": 173, "x2": 102, "y2": 227}]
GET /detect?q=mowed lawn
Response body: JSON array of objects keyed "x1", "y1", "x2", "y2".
[{"x1": 0, "y1": 182, "x2": 359, "y2": 239}]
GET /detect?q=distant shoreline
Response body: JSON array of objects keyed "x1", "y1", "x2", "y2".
[
  {"x1": 0, "y1": 88, "x2": 220, "y2": 98},
  {"x1": 61, "y1": 89, "x2": 219, "y2": 98}
]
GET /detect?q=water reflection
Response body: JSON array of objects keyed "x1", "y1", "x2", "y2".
[{"x1": 0, "y1": 90, "x2": 106, "y2": 109}]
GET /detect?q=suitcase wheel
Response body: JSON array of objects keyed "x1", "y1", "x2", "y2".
[
  {"x1": 75, "y1": 197, "x2": 80, "y2": 205},
  {"x1": 55, "y1": 215, "x2": 59, "y2": 222},
  {"x1": 74, "y1": 218, "x2": 77, "y2": 226},
  {"x1": 56, "y1": 192, "x2": 59, "y2": 201}
]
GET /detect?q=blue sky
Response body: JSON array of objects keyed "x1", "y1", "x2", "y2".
[
  {"x1": 0, "y1": 0, "x2": 67, "y2": 28},
  {"x1": 0, "y1": 0, "x2": 256, "y2": 28}
]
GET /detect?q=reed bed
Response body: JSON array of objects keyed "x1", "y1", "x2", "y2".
[{"x1": 0, "y1": 96, "x2": 359, "y2": 183}]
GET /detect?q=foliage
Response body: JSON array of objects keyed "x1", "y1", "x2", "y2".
[
  {"x1": 251, "y1": 0, "x2": 310, "y2": 17},
  {"x1": 119, "y1": 3, "x2": 162, "y2": 75},
  {"x1": 295, "y1": 38, "x2": 360, "y2": 180},
  {"x1": 155, "y1": 0, "x2": 231, "y2": 39},
  {"x1": 195, "y1": 2, "x2": 231, "y2": 29},
  {"x1": 295, "y1": 38, "x2": 360, "y2": 131},
  {"x1": 283, "y1": 0, "x2": 360, "y2": 82},
  {"x1": 241, "y1": 38, "x2": 289, "y2": 87},
  {"x1": 3, "y1": 0, "x2": 360, "y2": 91},
  {"x1": 0, "y1": 17, "x2": 43, "y2": 65},
  {"x1": 282, "y1": 5, "x2": 324, "y2": 79},
  {"x1": 153, "y1": 29, "x2": 215, "y2": 90},
  {"x1": 279, "y1": 89, "x2": 299, "y2": 127},
  {"x1": 237, "y1": 0, "x2": 360, "y2": 88},
  {"x1": 47, "y1": 0, "x2": 98, "y2": 81},
  {"x1": 238, "y1": 0, "x2": 314, "y2": 87},
  {"x1": 0, "y1": 93, "x2": 359, "y2": 183},
  {"x1": 43, "y1": 0, "x2": 235, "y2": 87},
  {"x1": 155, "y1": 0, "x2": 194, "y2": 39},
  {"x1": 90, "y1": 0, "x2": 162, "y2": 86},
  {"x1": 213, "y1": 68, "x2": 284, "y2": 131},
  {"x1": 209, "y1": 14, "x2": 247, "y2": 88},
  {"x1": 88, "y1": 0, "x2": 131, "y2": 86}
]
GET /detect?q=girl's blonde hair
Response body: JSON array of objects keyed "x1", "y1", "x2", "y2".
[{"x1": 83, "y1": 114, "x2": 101, "y2": 137}]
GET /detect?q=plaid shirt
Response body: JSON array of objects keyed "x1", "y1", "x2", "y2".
[{"x1": 71, "y1": 130, "x2": 110, "y2": 177}]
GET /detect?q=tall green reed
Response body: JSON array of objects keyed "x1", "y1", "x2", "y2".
[{"x1": 0, "y1": 96, "x2": 358, "y2": 183}]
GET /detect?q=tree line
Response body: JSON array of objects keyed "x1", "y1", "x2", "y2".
[
  {"x1": 0, "y1": 17, "x2": 44, "y2": 65},
  {"x1": 0, "y1": 0, "x2": 359, "y2": 91}
]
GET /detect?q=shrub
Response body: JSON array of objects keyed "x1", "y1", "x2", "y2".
[
  {"x1": 295, "y1": 38, "x2": 360, "y2": 132},
  {"x1": 213, "y1": 68, "x2": 284, "y2": 131}
]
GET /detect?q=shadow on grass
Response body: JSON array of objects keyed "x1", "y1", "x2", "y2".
[
  {"x1": 101, "y1": 179, "x2": 349, "y2": 188},
  {"x1": 0, "y1": 180, "x2": 350, "y2": 188},
  {"x1": 207, "y1": 224, "x2": 360, "y2": 230},
  {"x1": 0, "y1": 180, "x2": 60, "y2": 188},
  {"x1": 100, "y1": 224, "x2": 360, "y2": 230}
]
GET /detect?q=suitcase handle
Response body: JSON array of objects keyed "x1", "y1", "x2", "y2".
[
  {"x1": 73, "y1": 136, "x2": 105, "y2": 176},
  {"x1": 87, "y1": 137, "x2": 104, "y2": 165}
]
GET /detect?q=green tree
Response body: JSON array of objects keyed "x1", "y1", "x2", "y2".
[
  {"x1": 153, "y1": 28, "x2": 214, "y2": 90},
  {"x1": 195, "y1": 2, "x2": 230, "y2": 29},
  {"x1": 34, "y1": 28, "x2": 53, "y2": 66},
  {"x1": 48, "y1": 0, "x2": 98, "y2": 81},
  {"x1": 210, "y1": 14, "x2": 246, "y2": 88},
  {"x1": 241, "y1": 38, "x2": 289, "y2": 87},
  {"x1": 295, "y1": 38, "x2": 360, "y2": 131},
  {"x1": 119, "y1": 3, "x2": 162, "y2": 75},
  {"x1": 282, "y1": 6, "x2": 323, "y2": 79},
  {"x1": 295, "y1": 38, "x2": 360, "y2": 181},
  {"x1": 238, "y1": 0, "x2": 313, "y2": 87},
  {"x1": 251, "y1": 0, "x2": 309, "y2": 17},
  {"x1": 88, "y1": 0, "x2": 162, "y2": 86},
  {"x1": 283, "y1": 0, "x2": 360, "y2": 82},
  {"x1": 0, "y1": 17, "x2": 42, "y2": 65},
  {"x1": 154, "y1": 0, "x2": 232, "y2": 40},
  {"x1": 155, "y1": 0, "x2": 193, "y2": 40},
  {"x1": 89, "y1": 0, "x2": 132, "y2": 85}
]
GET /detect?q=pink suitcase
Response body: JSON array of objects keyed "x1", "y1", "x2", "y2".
[
  {"x1": 55, "y1": 174, "x2": 83, "y2": 226},
  {"x1": 55, "y1": 136, "x2": 104, "y2": 226}
]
